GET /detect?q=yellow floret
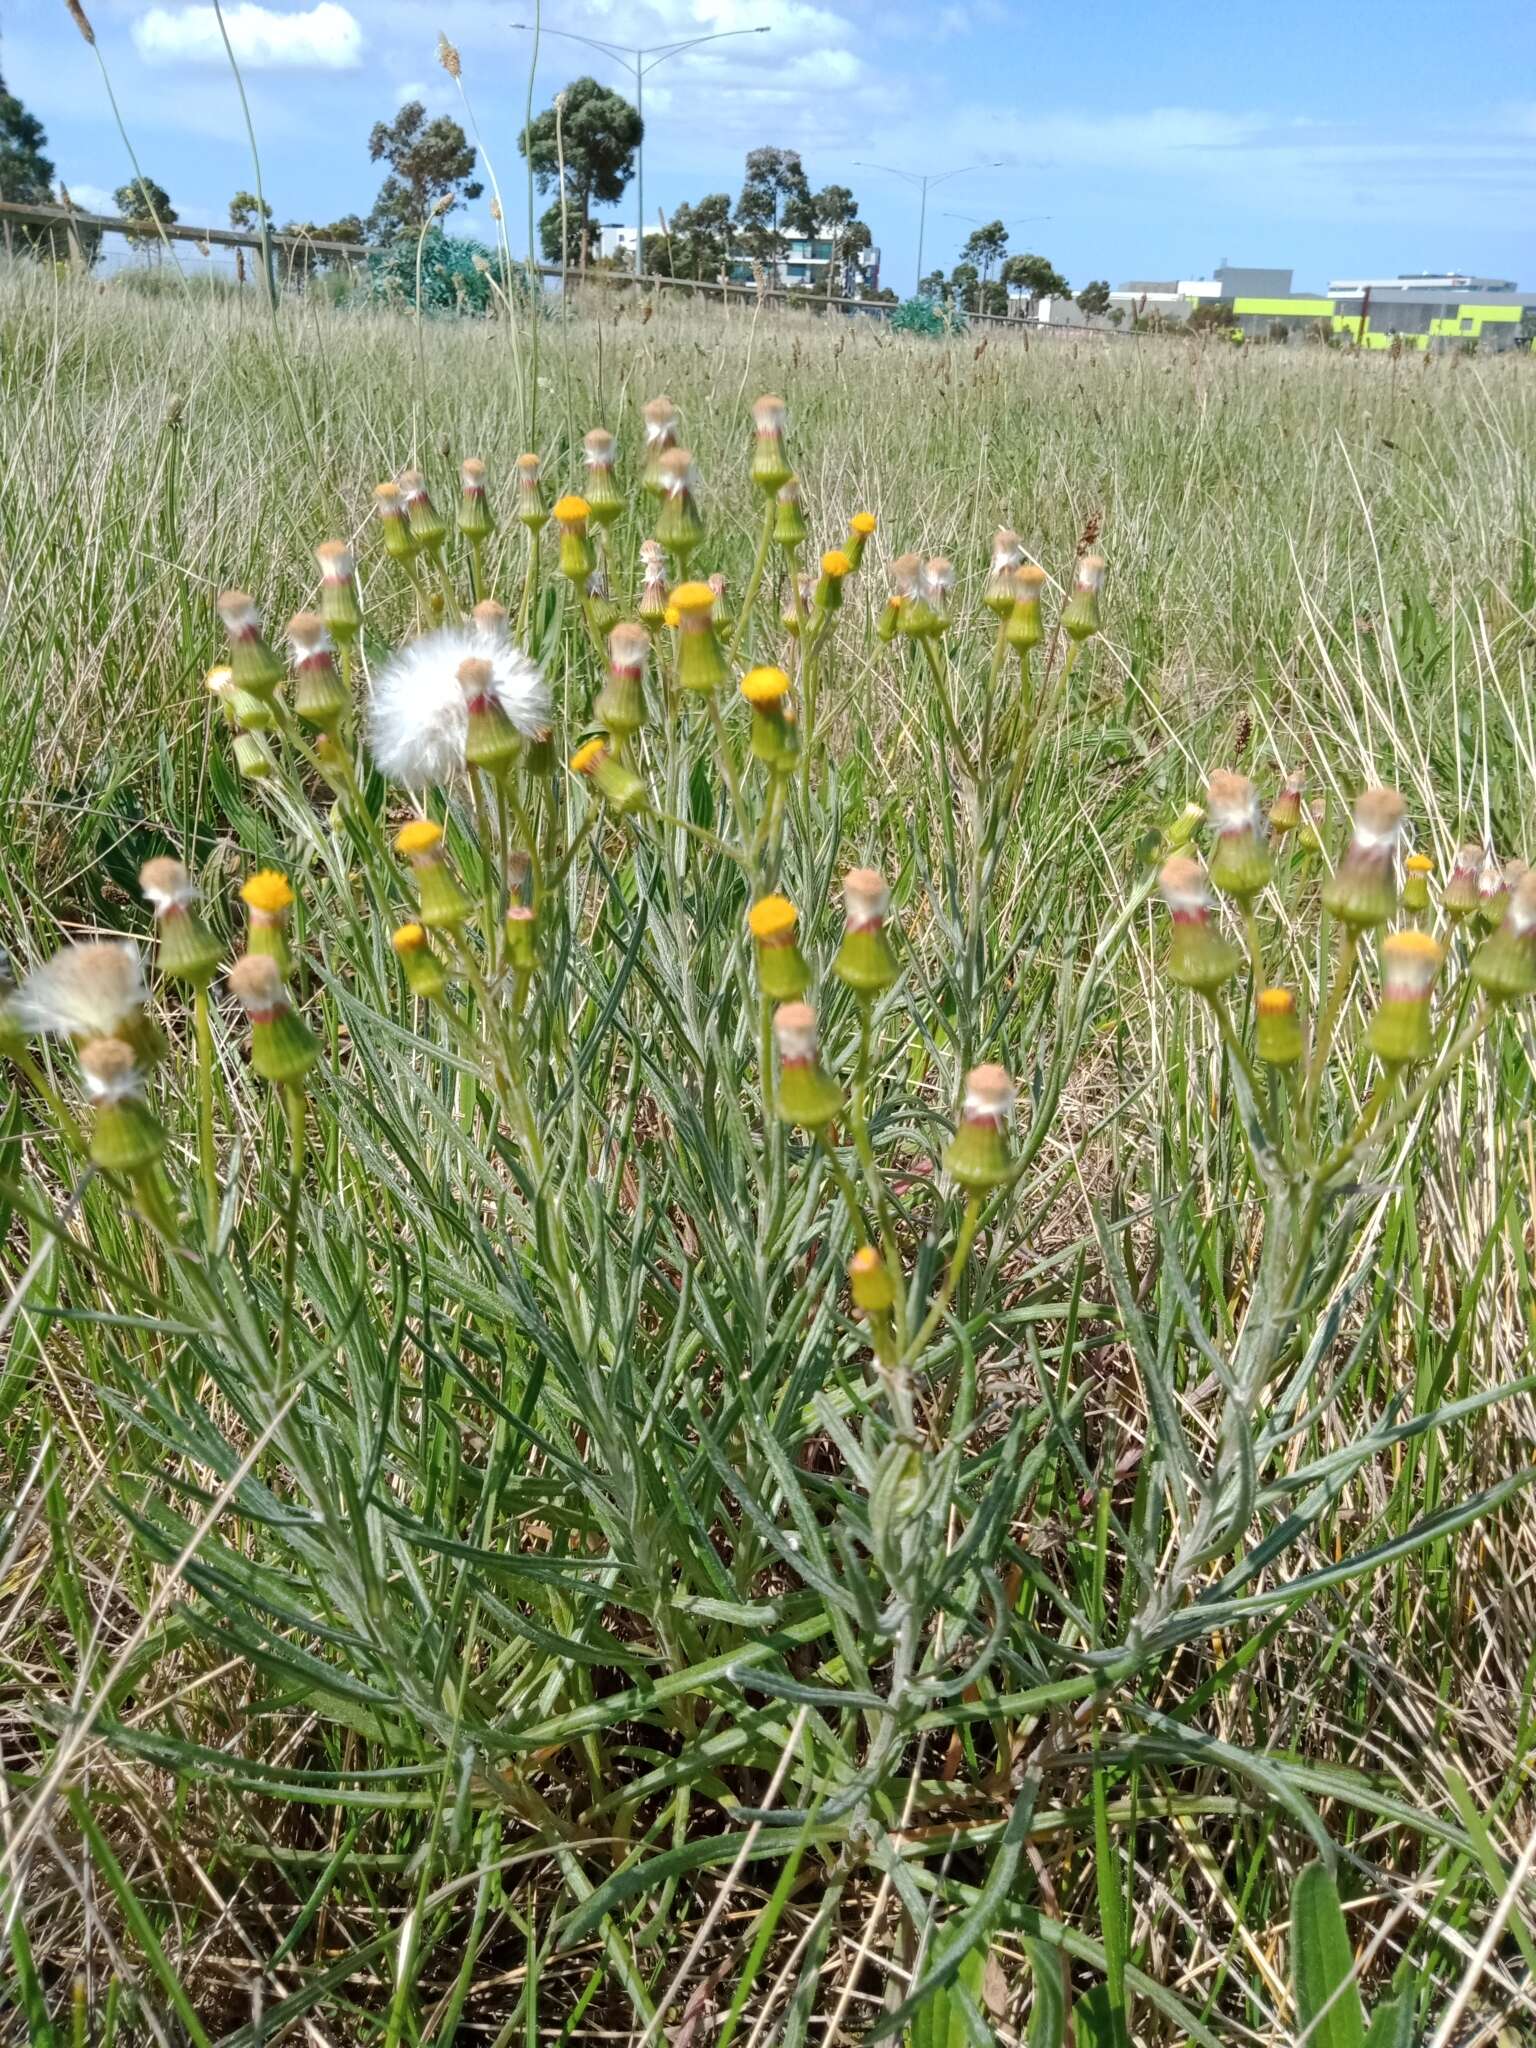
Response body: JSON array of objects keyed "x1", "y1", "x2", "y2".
[
  {"x1": 570, "y1": 737, "x2": 607, "y2": 775},
  {"x1": 392, "y1": 923, "x2": 427, "y2": 953},
  {"x1": 1257, "y1": 986, "x2": 1295, "y2": 1016},
  {"x1": 1387, "y1": 928, "x2": 1442, "y2": 962},
  {"x1": 821, "y1": 549, "x2": 852, "y2": 578},
  {"x1": 748, "y1": 894, "x2": 798, "y2": 941},
  {"x1": 663, "y1": 606, "x2": 681, "y2": 629},
  {"x1": 851, "y1": 512, "x2": 877, "y2": 536},
  {"x1": 394, "y1": 819, "x2": 444, "y2": 857},
  {"x1": 740, "y1": 665, "x2": 791, "y2": 707},
  {"x1": 241, "y1": 869, "x2": 294, "y2": 914},
  {"x1": 205, "y1": 664, "x2": 233, "y2": 694},
  {"x1": 1406, "y1": 852, "x2": 1434, "y2": 874},
  {"x1": 669, "y1": 580, "x2": 716, "y2": 615},
  {"x1": 552, "y1": 493, "x2": 590, "y2": 524}
]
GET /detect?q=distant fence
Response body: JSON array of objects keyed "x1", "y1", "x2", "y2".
[{"x1": 0, "y1": 197, "x2": 1127, "y2": 340}]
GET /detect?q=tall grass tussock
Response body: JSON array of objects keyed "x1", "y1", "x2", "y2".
[{"x1": 3, "y1": 266, "x2": 1536, "y2": 2045}]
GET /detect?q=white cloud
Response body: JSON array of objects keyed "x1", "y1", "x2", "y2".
[
  {"x1": 132, "y1": 2, "x2": 363, "y2": 69},
  {"x1": 58, "y1": 181, "x2": 116, "y2": 214}
]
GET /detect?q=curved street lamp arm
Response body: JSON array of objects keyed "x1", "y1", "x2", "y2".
[{"x1": 640, "y1": 25, "x2": 771, "y2": 73}]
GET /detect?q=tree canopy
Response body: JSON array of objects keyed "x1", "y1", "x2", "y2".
[
  {"x1": 734, "y1": 146, "x2": 812, "y2": 265},
  {"x1": 808, "y1": 182, "x2": 867, "y2": 295},
  {"x1": 368, "y1": 100, "x2": 482, "y2": 241},
  {"x1": 1, "y1": 67, "x2": 52, "y2": 206},
  {"x1": 960, "y1": 220, "x2": 1009, "y2": 283},
  {"x1": 520, "y1": 78, "x2": 642, "y2": 266},
  {"x1": 229, "y1": 190, "x2": 272, "y2": 231},
  {"x1": 0, "y1": 68, "x2": 90, "y2": 264},
  {"x1": 1003, "y1": 250, "x2": 1070, "y2": 299},
  {"x1": 114, "y1": 177, "x2": 177, "y2": 250},
  {"x1": 1075, "y1": 278, "x2": 1112, "y2": 319},
  {"x1": 661, "y1": 193, "x2": 733, "y2": 281}
]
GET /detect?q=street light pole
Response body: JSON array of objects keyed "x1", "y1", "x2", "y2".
[
  {"x1": 510, "y1": 22, "x2": 770, "y2": 282},
  {"x1": 856, "y1": 159, "x2": 1006, "y2": 294}
]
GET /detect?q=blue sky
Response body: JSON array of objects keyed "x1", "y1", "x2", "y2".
[{"x1": 5, "y1": 0, "x2": 1536, "y2": 293}]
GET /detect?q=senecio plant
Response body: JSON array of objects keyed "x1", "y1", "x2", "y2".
[
  {"x1": 4, "y1": 395, "x2": 1527, "y2": 2039},
  {"x1": 1132, "y1": 773, "x2": 1536, "y2": 1656}
]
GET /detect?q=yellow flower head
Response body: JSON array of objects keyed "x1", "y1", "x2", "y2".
[
  {"x1": 1406, "y1": 852, "x2": 1434, "y2": 875},
  {"x1": 1388, "y1": 927, "x2": 1442, "y2": 967},
  {"x1": 851, "y1": 512, "x2": 877, "y2": 537},
  {"x1": 392, "y1": 923, "x2": 427, "y2": 953},
  {"x1": 740, "y1": 665, "x2": 791, "y2": 707},
  {"x1": 553, "y1": 494, "x2": 590, "y2": 526},
  {"x1": 1257, "y1": 986, "x2": 1295, "y2": 1018},
  {"x1": 205, "y1": 663, "x2": 233, "y2": 696},
  {"x1": 570, "y1": 737, "x2": 607, "y2": 775},
  {"x1": 663, "y1": 605, "x2": 681, "y2": 629},
  {"x1": 821, "y1": 549, "x2": 852, "y2": 578},
  {"x1": 748, "y1": 893, "x2": 798, "y2": 941},
  {"x1": 241, "y1": 869, "x2": 294, "y2": 915},
  {"x1": 394, "y1": 819, "x2": 444, "y2": 858},
  {"x1": 669, "y1": 580, "x2": 716, "y2": 616}
]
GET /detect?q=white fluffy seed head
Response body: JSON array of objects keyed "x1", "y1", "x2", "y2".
[
  {"x1": 843, "y1": 868, "x2": 890, "y2": 928},
  {"x1": 368, "y1": 626, "x2": 551, "y2": 787},
  {"x1": 1160, "y1": 856, "x2": 1209, "y2": 918},
  {"x1": 227, "y1": 952, "x2": 285, "y2": 1013},
  {"x1": 658, "y1": 448, "x2": 696, "y2": 496},
  {"x1": 1506, "y1": 871, "x2": 1536, "y2": 935},
  {"x1": 1206, "y1": 770, "x2": 1262, "y2": 836},
  {"x1": 773, "y1": 1002, "x2": 819, "y2": 1063},
  {"x1": 10, "y1": 940, "x2": 149, "y2": 1040},
  {"x1": 964, "y1": 1064, "x2": 1015, "y2": 1121},
  {"x1": 643, "y1": 396, "x2": 677, "y2": 444},
  {"x1": 1349, "y1": 787, "x2": 1406, "y2": 853},
  {"x1": 139, "y1": 857, "x2": 196, "y2": 912},
  {"x1": 79, "y1": 1035, "x2": 144, "y2": 1102},
  {"x1": 315, "y1": 540, "x2": 354, "y2": 583}
]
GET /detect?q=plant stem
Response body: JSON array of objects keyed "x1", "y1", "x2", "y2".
[
  {"x1": 1303, "y1": 923, "x2": 1359, "y2": 1138},
  {"x1": 726, "y1": 501, "x2": 777, "y2": 667},
  {"x1": 654, "y1": 812, "x2": 747, "y2": 866},
  {"x1": 11, "y1": 1048, "x2": 86, "y2": 1156},
  {"x1": 278, "y1": 1083, "x2": 306, "y2": 1378},
  {"x1": 816, "y1": 1131, "x2": 870, "y2": 1246},
  {"x1": 211, "y1": 0, "x2": 278, "y2": 316},
  {"x1": 1241, "y1": 902, "x2": 1265, "y2": 992},
  {"x1": 919, "y1": 634, "x2": 977, "y2": 785},
  {"x1": 847, "y1": 995, "x2": 907, "y2": 1345},
  {"x1": 517, "y1": 528, "x2": 539, "y2": 641},
  {"x1": 1206, "y1": 996, "x2": 1281, "y2": 1159},
  {"x1": 902, "y1": 1195, "x2": 982, "y2": 1369},
  {"x1": 194, "y1": 984, "x2": 219, "y2": 1234},
  {"x1": 701, "y1": 695, "x2": 749, "y2": 846}
]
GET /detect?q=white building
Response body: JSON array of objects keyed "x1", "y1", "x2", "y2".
[
  {"x1": 1327, "y1": 272, "x2": 1515, "y2": 295},
  {"x1": 595, "y1": 223, "x2": 640, "y2": 263},
  {"x1": 593, "y1": 220, "x2": 880, "y2": 296}
]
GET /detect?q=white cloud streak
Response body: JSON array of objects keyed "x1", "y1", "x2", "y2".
[{"x1": 132, "y1": 2, "x2": 363, "y2": 70}]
